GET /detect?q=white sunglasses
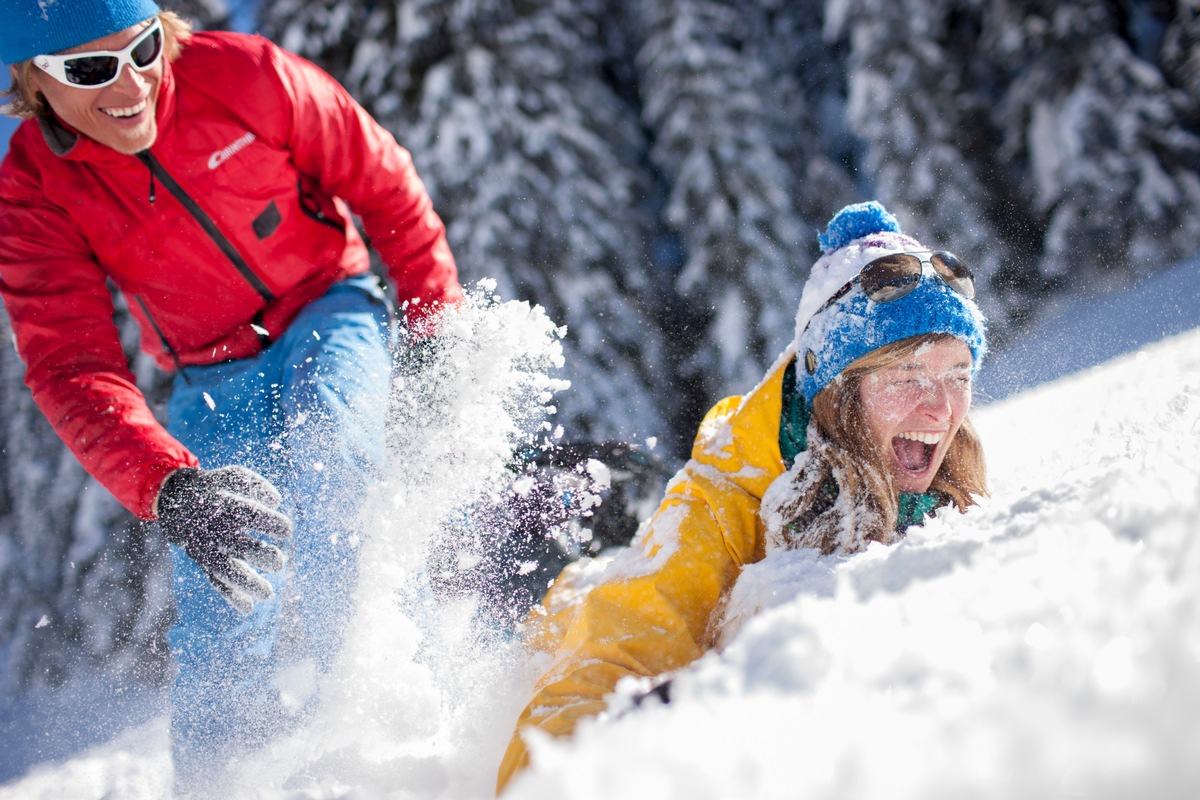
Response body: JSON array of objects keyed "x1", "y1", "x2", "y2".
[{"x1": 33, "y1": 18, "x2": 163, "y2": 89}]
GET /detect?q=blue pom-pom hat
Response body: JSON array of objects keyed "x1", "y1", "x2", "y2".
[
  {"x1": 0, "y1": 0, "x2": 162, "y2": 66},
  {"x1": 793, "y1": 201, "x2": 987, "y2": 403}
]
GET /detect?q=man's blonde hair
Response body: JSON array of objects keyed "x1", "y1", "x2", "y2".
[{"x1": 2, "y1": 11, "x2": 192, "y2": 120}]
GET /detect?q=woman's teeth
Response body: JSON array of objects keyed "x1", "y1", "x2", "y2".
[
  {"x1": 104, "y1": 99, "x2": 148, "y2": 118},
  {"x1": 896, "y1": 431, "x2": 943, "y2": 445}
]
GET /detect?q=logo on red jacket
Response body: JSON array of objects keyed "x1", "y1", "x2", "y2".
[{"x1": 208, "y1": 132, "x2": 257, "y2": 170}]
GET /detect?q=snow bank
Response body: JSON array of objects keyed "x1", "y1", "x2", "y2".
[
  {"x1": 2, "y1": 309, "x2": 1197, "y2": 799},
  {"x1": 506, "y1": 326, "x2": 1200, "y2": 800}
]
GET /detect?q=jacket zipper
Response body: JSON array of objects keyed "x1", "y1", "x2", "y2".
[
  {"x1": 136, "y1": 151, "x2": 276, "y2": 303},
  {"x1": 133, "y1": 294, "x2": 192, "y2": 385}
]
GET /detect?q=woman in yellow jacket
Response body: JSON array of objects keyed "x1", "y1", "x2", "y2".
[{"x1": 497, "y1": 201, "x2": 989, "y2": 792}]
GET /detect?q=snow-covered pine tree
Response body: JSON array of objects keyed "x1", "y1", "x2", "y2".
[
  {"x1": 982, "y1": 0, "x2": 1200, "y2": 286},
  {"x1": 255, "y1": 0, "x2": 364, "y2": 78},
  {"x1": 754, "y1": 0, "x2": 859, "y2": 227},
  {"x1": 618, "y1": 0, "x2": 840, "y2": 403},
  {"x1": 162, "y1": 0, "x2": 232, "y2": 29},
  {"x1": 260, "y1": 0, "x2": 673, "y2": 446},
  {"x1": 826, "y1": 0, "x2": 1039, "y2": 339},
  {"x1": 1161, "y1": 0, "x2": 1200, "y2": 97}
]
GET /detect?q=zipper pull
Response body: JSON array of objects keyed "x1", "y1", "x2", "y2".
[{"x1": 138, "y1": 150, "x2": 156, "y2": 205}]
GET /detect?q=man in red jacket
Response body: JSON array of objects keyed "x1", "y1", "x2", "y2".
[{"x1": 0, "y1": 0, "x2": 463, "y2": 787}]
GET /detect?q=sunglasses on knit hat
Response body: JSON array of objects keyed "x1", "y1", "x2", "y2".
[
  {"x1": 808, "y1": 251, "x2": 976, "y2": 325},
  {"x1": 33, "y1": 18, "x2": 162, "y2": 89}
]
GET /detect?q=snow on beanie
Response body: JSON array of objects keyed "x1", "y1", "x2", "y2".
[
  {"x1": 793, "y1": 201, "x2": 987, "y2": 404},
  {"x1": 0, "y1": 0, "x2": 162, "y2": 65}
]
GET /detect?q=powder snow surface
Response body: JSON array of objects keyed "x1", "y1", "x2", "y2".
[
  {"x1": 1, "y1": 307, "x2": 1198, "y2": 798},
  {"x1": 508, "y1": 326, "x2": 1200, "y2": 800}
]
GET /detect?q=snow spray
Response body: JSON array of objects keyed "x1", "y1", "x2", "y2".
[{"x1": 217, "y1": 281, "x2": 577, "y2": 797}]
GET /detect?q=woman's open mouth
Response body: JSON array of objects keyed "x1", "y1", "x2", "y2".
[{"x1": 892, "y1": 431, "x2": 943, "y2": 475}]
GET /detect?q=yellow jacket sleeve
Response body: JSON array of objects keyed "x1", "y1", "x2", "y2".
[{"x1": 497, "y1": 355, "x2": 792, "y2": 793}]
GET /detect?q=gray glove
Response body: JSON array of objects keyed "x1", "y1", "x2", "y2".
[{"x1": 156, "y1": 466, "x2": 293, "y2": 614}]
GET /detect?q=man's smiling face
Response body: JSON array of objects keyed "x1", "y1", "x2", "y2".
[{"x1": 29, "y1": 18, "x2": 163, "y2": 155}]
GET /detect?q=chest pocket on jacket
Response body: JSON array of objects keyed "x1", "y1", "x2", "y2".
[{"x1": 252, "y1": 200, "x2": 282, "y2": 240}]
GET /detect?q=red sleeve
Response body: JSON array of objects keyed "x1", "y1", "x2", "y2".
[
  {"x1": 0, "y1": 158, "x2": 197, "y2": 520},
  {"x1": 265, "y1": 41, "x2": 463, "y2": 325}
]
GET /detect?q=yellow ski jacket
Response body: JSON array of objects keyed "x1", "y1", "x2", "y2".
[{"x1": 497, "y1": 354, "x2": 794, "y2": 793}]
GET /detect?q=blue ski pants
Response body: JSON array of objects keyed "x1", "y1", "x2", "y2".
[{"x1": 163, "y1": 275, "x2": 392, "y2": 782}]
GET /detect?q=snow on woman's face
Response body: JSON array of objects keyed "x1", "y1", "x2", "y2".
[{"x1": 858, "y1": 338, "x2": 973, "y2": 494}]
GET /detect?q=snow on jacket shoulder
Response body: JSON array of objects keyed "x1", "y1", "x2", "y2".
[
  {"x1": 496, "y1": 355, "x2": 793, "y2": 793},
  {"x1": 0, "y1": 31, "x2": 462, "y2": 519}
]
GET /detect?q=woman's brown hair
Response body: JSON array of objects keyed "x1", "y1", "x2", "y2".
[
  {"x1": 761, "y1": 333, "x2": 987, "y2": 555},
  {"x1": 2, "y1": 11, "x2": 193, "y2": 120}
]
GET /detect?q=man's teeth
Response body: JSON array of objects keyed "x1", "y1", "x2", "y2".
[
  {"x1": 897, "y1": 431, "x2": 943, "y2": 445},
  {"x1": 104, "y1": 99, "x2": 148, "y2": 118}
]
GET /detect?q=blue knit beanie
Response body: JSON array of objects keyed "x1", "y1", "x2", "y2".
[
  {"x1": 793, "y1": 201, "x2": 987, "y2": 403},
  {"x1": 0, "y1": 0, "x2": 161, "y2": 65}
]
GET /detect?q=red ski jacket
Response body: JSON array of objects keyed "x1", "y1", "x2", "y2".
[{"x1": 0, "y1": 32, "x2": 462, "y2": 520}]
